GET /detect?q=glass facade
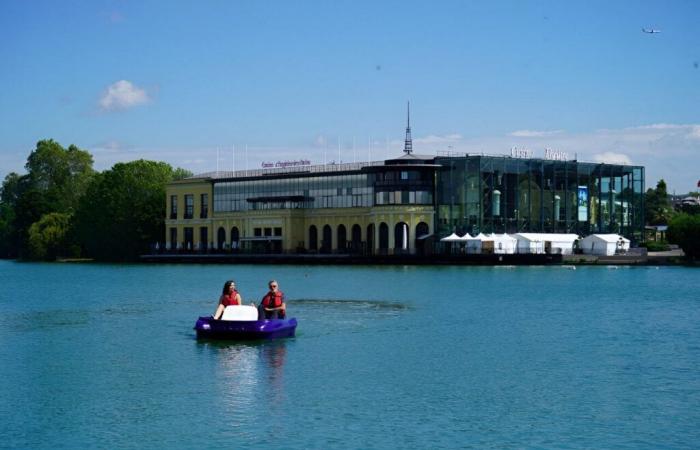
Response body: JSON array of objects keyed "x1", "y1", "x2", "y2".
[
  {"x1": 213, "y1": 174, "x2": 373, "y2": 212},
  {"x1": 168, "y1": 154, "x2": 644, "y2": 252},
  {"x1": 369, "y1": 168, "x2": 434, "y2": 206},
  {"x1": 435, "y1": 156, "x2": 644, "y2": 243}
]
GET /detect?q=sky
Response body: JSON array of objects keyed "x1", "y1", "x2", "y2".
[{"x1": 1, "y1": 0, "x2": 698, "y2": 192}]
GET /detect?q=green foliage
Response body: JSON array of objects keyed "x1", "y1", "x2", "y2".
[
  {"x1": 645, "y1": 179, "x2": 674, "y2": 225},
  {"x1": 172, "y1": 167, "x2": 193, "y2": 181},
  {"x1": 668, "y1": 213, "x2": 700, "y2": 260},
  {"x1": 0, "y1": 172, "x2": 23, "y2": 206},
  {"x1": 679, "y1": 203, "x2": 700, "y2": 215},
  {"x1": 0, "y1": 203, "x2": 17, "y2": 258},
  {"x1": 73, "y1": 160, "x2": 180, "y2": 260},
  {"x1": 639, "y1": 240, "x2": 670, "y2": 252},
  {"x1": 0, "y1": 141, "x2": 95, "y2": 258},
  {"x1": 27, "y1": 212, "x2": 73, "y2": 260},
  {"x1": 25, "y1": 140, "x2": 95, "y2": 212}
]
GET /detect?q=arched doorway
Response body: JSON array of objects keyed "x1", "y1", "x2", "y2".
[
  {"x1": 394, "y1": 222, "x2": 409, "y2": 254},
  {"x1": 415, "y1": 222, "x2": 430, "y2": 256},
  {"x1": 231, "y1": 226, "x2": 240, "y2": 250},
  {"x1": 217, "y1": 227, "x2": 226, "y2": 250},
  {"x1": 366, "y1": 224, "x2": 374, "y2": 255},
  {"x1": 379, "y1": 222, "x2": 389, "y2": 254},
  {"x1": 321, "y1": 225, "x2": 332, "y2": 253},
  {"x1": 351, "y1": 224, "x2": 362, "y2": 253},
  {"x1": 337, "y1": 225, "x2": 347, "y2": 252},
  {"x1": 309, "y1": 225, "x2": 318, "y2": 251}
]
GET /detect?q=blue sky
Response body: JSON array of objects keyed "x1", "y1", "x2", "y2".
[{"x1": 1, "y1": 0, "x2": 698, "y2": 192}]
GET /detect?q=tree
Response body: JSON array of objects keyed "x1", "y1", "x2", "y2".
[
  {"x1": 645, "y1": 179, "x2": 674, "y2": 225},
  {"x1": 0, "y1": 173, "x2": 23, "y2": 258},
  {"x1": 25, "y1": 140, "x2": 94, "y2": 213},
  {"x1": 26, "y1": 212, "x2": 73, "y2": 260},
  {"x1": 172, "y1": 167, "x2": 193, "y2": 181},
  {"x1": 73, "y1": 160, "x2": 182, "y2": 260},
  {"x1": 0, "y1": 203, "x2": 16, "y2": 258},
  {"x1": 668, "y1": 213, "x2": 700, "y2": 260}
]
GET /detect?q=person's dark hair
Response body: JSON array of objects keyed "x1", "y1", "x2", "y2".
[{"x1": 222, "y1": 280, "x2": 235, "y2": 295}]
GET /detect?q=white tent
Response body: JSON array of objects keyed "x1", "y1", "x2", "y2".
[
  {"x1": 466, "y1": 233, "x2": 492, "y2": 254},
  {"x1": 491, "y1": 234, "x2": 518, "y2": 254},
  {"x1": 580, "y1": 234, "x2": 630, "y2": 256},
  {"x1": 440, "y1": 233, "x2": 462, "y2": 242},
  {"x1": 514, "y1": 233, "x2": 579, "y2": 255}
]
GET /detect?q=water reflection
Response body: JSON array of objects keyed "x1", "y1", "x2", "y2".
[
  {"x1": 260, "y1": 342, "x2": 287, "y2": 401},
  {"x1": 199, "y1": 340, "x2": 290, "y2": 422}
]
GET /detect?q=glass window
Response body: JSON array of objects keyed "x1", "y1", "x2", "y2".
[
  {"x1": 184, "y1": 195, "x2": 194, "y2": 219},
  {"x1": 200, "y1": 193, "x2": 208, "y2": 218},
  {"x1": 170, "y1": 195, "x2": 177, "y2": 218}
]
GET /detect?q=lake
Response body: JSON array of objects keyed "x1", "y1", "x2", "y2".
[{"x1": 1, "y1": 261, "x2": 698, "y2": 449}]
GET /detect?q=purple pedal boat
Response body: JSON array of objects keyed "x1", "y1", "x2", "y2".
[{"x1": 194, "y1": 305, "x2": 297, "y2": 340}]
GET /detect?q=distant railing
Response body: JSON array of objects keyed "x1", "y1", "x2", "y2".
[{"x1": 192, "y1": 160, "x2": 386, "y2": 181}]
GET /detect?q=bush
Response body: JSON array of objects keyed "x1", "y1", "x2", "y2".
[
  {"x1": 668, "y1": 213, "x2": 700, "y2": 260},
  {"x1": 640, "y1": 241, "x2": 670, "y2": 252},
  {"x1": 27, "y1": 212, "x2": 74, "y2": 260}
]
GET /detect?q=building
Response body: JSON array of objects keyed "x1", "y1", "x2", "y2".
[{"x1": 164, "y1": 115, "x2": 645, "y2": 255}]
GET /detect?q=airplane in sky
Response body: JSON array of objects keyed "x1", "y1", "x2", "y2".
[{"x1": 642, "y1": 28, "x2": 661, "y2": 34}]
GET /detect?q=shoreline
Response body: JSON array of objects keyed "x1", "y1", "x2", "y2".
[{"x1": 137, "y1": 252, "x2": 692, "y2": 266}]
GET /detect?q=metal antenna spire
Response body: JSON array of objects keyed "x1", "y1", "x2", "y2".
[{"x1": 404, "y1": 101, "x2": 413, "y2": 155}]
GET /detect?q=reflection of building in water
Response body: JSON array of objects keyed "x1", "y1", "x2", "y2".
[
  {"x1": 213, "y1": 342, "x2": 289, "y2": 411},
  {"x1": 215, "y1": 344, "x2": 260, "y2": 413},
  {"x1": 261, "y1": 343, "x2": 287, "y2": 397}
]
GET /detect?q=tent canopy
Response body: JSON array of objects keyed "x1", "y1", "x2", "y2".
[{"x1": 440, "y1": 233, "x2": 462, "y2": 242}]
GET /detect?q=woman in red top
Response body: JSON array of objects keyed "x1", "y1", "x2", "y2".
[{"x1": 213, "y1": 280, "x2": 242, "y2": 319}]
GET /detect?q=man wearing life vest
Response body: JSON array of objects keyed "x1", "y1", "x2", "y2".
[{"x1": 260, "y1": 280, "x2": 286, "y2": 319}]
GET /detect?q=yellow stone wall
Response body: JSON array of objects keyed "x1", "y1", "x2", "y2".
[
  {"x1": 165, "y1": 178, "x2": 213, "y2": 249},
  {"x1": 165, "y1": 179, "x2": 434, "y2": 253}
]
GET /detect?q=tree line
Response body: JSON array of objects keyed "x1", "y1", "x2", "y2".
[
  {"x1": 1, "y1": 141, "x2": 698, "y2": 261},
  {"x1": 0, "y1": 139, "x2": 191, "y2": 261},
  {"x1": 645, "y1": 179, "x2": 700, "y2": 260}
]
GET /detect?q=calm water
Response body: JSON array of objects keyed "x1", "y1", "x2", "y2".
[{"x1": 1, "y1": 260, "x2": 699, "y2": 449}]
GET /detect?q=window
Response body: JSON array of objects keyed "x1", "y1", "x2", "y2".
[
  {"x1": 401, "y1": 171, "x2": 408, "y2": 180},
  {"x1": 254, "y1": 228, "x2": 262, "y2": 237},
  {"x1": 274, "y1": 227, "x2": 282, "y2": 236},
  {"x1": 200, "y1": 194, "x2": 208, "y2": 218},
  {"x1": 170, "y1": 195, "x2": 177, "y2": 219},
  {"x1": 169, "y1": 227, "x2": 177, "y2": 249},
  {"x1": 264, "y1": 227, "x2": 272, "y2": 236},
  {"x1": 184, "y1": 195, "x2": 194, "y2": 219}
]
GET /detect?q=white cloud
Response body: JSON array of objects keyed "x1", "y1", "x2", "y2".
[
  {"x1": 509, "y1": 129, "x2": 564, "y2": 138},
  {"x1": 592, "y1": 152, "x2": 633, "y2": 165},
  {"x1": 688, "y1": 126, "x2": 700, "y2": 140},
  {"x1": 314, "y1": 135, "x2": 327, "y2": 147},
  {"x1": 99, "y1": 80, "x2": 150, "y2": 111},
  {"x1": 91, "y1": 140, "x2": 133, "y2": 153}
]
